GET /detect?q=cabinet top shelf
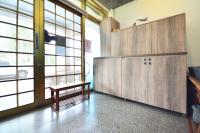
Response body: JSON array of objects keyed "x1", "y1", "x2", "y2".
[{"x1": 94, "y1": 52, "x2": 187, "y2": 59}]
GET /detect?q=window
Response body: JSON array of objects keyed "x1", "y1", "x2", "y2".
[
  {"x1": 0, "y1": 0, "x2": 34, "y2": 111},
  {"x1": 44, "y1": 0, "x2": 82, "y2": 99}
]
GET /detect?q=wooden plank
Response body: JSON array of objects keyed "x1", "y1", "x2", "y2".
[
  {"x1": 103, "y1": 58, "x2": 122, "y2": 97},
  {"x1": 93, "y1": 58, "x2": 103, "y2": 92},
  {"x1": 151, "y1": 14, "x2": 186, "y2": 54},
  {"x1": 147, "y1": 55, "x2": 187, "y2": 113},
  {"x1": 122, "y1": 57, "x2": 147, "y2": 103},
  {"x1": 135, "y1": 23, "x2": 152, "y2": 55}
]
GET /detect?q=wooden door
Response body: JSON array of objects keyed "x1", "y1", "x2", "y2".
[
  {"x1": 103, "y1": 58, "x2": 122, "y2": 97},
  {"x1": 111, "y1": 31, "x2": 121, "y2": 56},
  {"x1": 122, "y1": 57, "x2": 148, "y2": 103},
  {"x1": 135, "y1": 23, "x2": 151, "y2": 55},
  {"x1": 151, "y1": 14, "x2": 186, "y2": 54},
  {"x1": 93, "y1": 58, "x2": 103, "y2": 92},
  {"x1": 147, "y1": 55, "x2": 187, "y2": 113}
]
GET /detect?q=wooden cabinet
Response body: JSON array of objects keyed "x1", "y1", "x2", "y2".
[
  {"x1": 151, "y1": 14, "x2": 186, "y2": 54},
  {"x1": 122, "y1": 57, "x2": 147, "y2": 103},
  {"x1": 103, "y1": 58, "x2": 122, "y2": 97},
  {"x1": 111, "y1": 31, "x2": 121, "y2": 56},
  {"x1": 148, "y1": 55, "x2": 187, "y2": 113},
  {"x1": 100, "y1": 17, "x2": 120, "y2": 57},
  {"x1": 93, "y1": 59, "x2": 103, "y2": 92},
  {"x1": 135, "y1": 23, "x2": 152, "y2": 55}
]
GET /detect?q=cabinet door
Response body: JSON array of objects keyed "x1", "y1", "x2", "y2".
[
  {"x1": 148, "y1": 55, "x2": 187, "y2": 113},
  {"x1": 151, "y1": 14, "x2": 186, "y2": 54},
  {"x1": 93, "y1": 59, "x2": 103, "y2": 92},
  {"x1": 135, "y1": 23, "x2": 151, "y2": 55},
  {"x1": 103, "y1": 58, "x2": 122, "y2": 97},
  {"x1": 111, "y1": 31, "x2": 121, "y2": 56},
  {"x1": 122, "y1": 57, "x2": 148, "y2": 103}
]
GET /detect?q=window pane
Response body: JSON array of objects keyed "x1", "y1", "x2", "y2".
[
  {"x1": 57, "y1": 76, "x2": 66, "y2": 85},
  {"x1": 67, "y1": 75, "x2": 74, "y2": 83},
  {"x1": 45, "y1": 0, "x2": 55, "y2": 13},
  {"x1": 0, "y1": 95, "x2": 17, "y2": 111},
  {"x1": 66, "y1": 29, "x2": 73, "y2": 38},
  {"x1": 0, "y1": 8, "x2": 16, "y2": 24},
  {"x1": 45, "y1": 55, "x2": 55, "y2": 65},
  {"x1": 0, "y1": 67, "x2": 16, "y2": 81},
  {"x1": 0, "y1": 38, "x2": 16, "y2": 52},
  {"x1": 18, "y1": 67, "x2": 34, "y2": 79},
  {"x1": 18, "y1": 14, "x2": 33, "y2": 28},
  {"x1": 75, "y1": 66, "x2": 81, "y2": 73},
  {"x1": 0, "y1": 23, "x2": 16, "y2": 38},
  {"x1": 19, "y1": 0, "x2": 33, "y2": 16},
  {"x1": 74, "y1": 40, "x2": 81, "y2": 49},
  {"x1": 74, "y1": 14, "x2": 81, "y2": 24},
  {"x1": 18, "y1": 27, "x2": 33, "y2": 41},
  {"x1": 66, "y1": 48, "x2": 74, "y2": 56},
  {"x1": 45, "y1": 44, "x2": 55, "y2": 55},
  {"x1": 18, "y1": 79, "x2": 34, "y2": 92},
  {"x1": 56, "y1": 26, "x2": 65, "y2": 36},
  {"x1": 75, "y1": 74, "x2": 81, "y2": 82},
  {"x1": 18, "y1": 92, "x2": 34, "y2": 106},
  {"x1": 66, "y1": 38, "x2": 73, "y2": 47},
  {"x1": 66, "y1": 10, "x2": 73, "y2": 21},
  {"x1": 18, "y1": 54, "x2": 33, "y2": 66},
  {"x1": 45, "y1": 66, "x2": 56, "y2": 76},
  {"x1": 74, "y1": 23, "x2": 80, "y2": 32},
  {"x1": 23, "y1": 0, "x2": 33, "y2": 4},
  {"x1": 0, "y1": 81, "x2": 16, "y2": 96},
  {"x1": 45, "y1": 77, "x2": 56, "y2": 88},
  {"x1": 57, "y1": 66, "x2": 65, "y2": 75},
  {"x1": 66, "y1": 20, "x2": 73, "y2": 30},
  {"x1": 66, "y1": 66, "x2": 74, "y2": 74},
  {"x1": 75, "y1": 58, "x2": 81, "y2": 65},
  {"x1": 0, "y1": 0, "x2": 17, "y2": 10},
  {"x1": 74, "y1": 32, "x2": 81, "y2": 40},
  {"x1": 0, "y1": 53, "x2": 16, "y2": 66},
  {"x1": 45, "y1": 22, "x2": 55, "y2": 34},
  {"x1": 45, "y1": 11, "x2": 55, "y2": 23},
  {"x1": 56, "y1": 56, "x2": 65, "y2": 65},
  {"x1": 18, "y1": 40, "x2": 33, "y2": 53},
  {"x1": 74, "y1": 49, "x2": 81, "y2": 57},
  {"x1": 66, "y1": 57, "x2": 74, "y2": 65},
  {"x1": 56, "y1": 46, "x2": 65, "y2": 56},
  {"x1": 56, "y1": 15, "x2": 65, "y2": 26},
  {"x1": 56, "y1": 5, "x2": 65, "y2": 16}
]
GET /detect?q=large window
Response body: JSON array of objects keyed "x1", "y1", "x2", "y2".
[
  {"x1": 44, "y1": 0, "x2": 82, "y2": 99},
  {"x1": 0, "y1": 0, "x2": 34, "y2": 111}
]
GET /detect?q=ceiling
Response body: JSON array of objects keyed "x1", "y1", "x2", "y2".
[{"x1": 97, "y1": 0, "x2": 134, "y2": 10}]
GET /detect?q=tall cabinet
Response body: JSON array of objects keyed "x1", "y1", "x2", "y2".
[{"x1": 95, "y1": 13, "x2": 187, "y2": 114}]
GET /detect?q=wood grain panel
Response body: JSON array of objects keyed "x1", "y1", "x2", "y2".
[
  {"x1": 100, "y1": 17, "x2": 120, "y2": 57},
  {"x1": 103, "y1": 58, "x2": 122, "y2": 97},
  {"x1": 151, "y1": 14, "x2": 186, "y2": 54},
  {"x1": 135, "y1": 23, "x2": 151, "y2": 55},
  {"x1": 122, "y1": 57, "x2": 147, "y2": 103},
  {"x1": 147, "y1": 55, "x2": 187, "y2": 113},
  {"x1": 93, "y1": 59, "x2": 103, "y2": 92},
  {"x1": 111, "y1": 31, "x2": 121, "y2": 56}
]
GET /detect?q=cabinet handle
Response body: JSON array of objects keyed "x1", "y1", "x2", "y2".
[
  {"x1": 149, "y1": 62, "x2": 152, "y2": 65},
  {"x1": 149, "y1": 58, "x2": 151, "y2": 61},
  {"x1": 144, "y1": 62, "x2": 147, "y2": 65},
  {"x1": 144, "y1": 58, "x2": 147, "y2": 61}
]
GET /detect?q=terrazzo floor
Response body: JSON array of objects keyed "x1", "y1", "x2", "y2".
[{"x1": 0, "y1": 92, "x2": 189, "y2": 133}]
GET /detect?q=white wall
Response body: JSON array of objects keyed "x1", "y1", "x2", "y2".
[{"x1": 113, "y1": 0, "x2": 200, "y2": 66}]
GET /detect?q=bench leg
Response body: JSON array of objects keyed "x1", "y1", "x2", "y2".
[
  {"x1": 82, "y1": 85, "x2": 84, "y2": 97},
  {"x1": 51, "y1": 90, "x2": 54, "y2": 104},
  {"x1": 87, "y1": 84, "x2": 90, "y2": 99},
  {"x1": 55, "y1": 91, "x2": 59, "y2": 111}
]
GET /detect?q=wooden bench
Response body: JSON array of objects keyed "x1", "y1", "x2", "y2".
[{"x1": 49, "y1": 81, "x2": 91, "y2": 111}]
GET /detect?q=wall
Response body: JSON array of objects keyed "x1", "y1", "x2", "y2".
[{"x1": 113, "y1": 0, "x2": 200, "y2": 66}]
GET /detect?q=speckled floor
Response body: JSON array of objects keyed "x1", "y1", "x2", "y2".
[{"x1": 0, "y1": 92, "x2": 188, "y2": 133}]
